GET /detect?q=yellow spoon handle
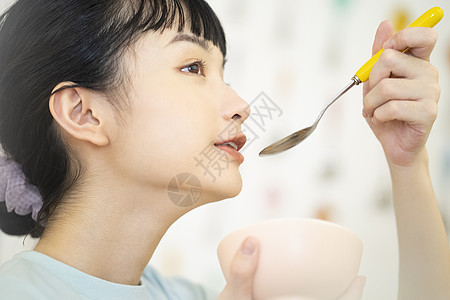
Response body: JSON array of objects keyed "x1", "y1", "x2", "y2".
[{"x1": 354, "y1": 7, "x2": 444, "y2": 83}]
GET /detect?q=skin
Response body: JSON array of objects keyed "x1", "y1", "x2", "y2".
[
  {"x1": 33, "y1": 20, "x2": 449, "y2": 300},
  {"x1": 365, "y1": 21, "x2": 450, "y2": 300},
  {"x1": 35, "y1": 28, "x2": 250, "y2": 286},
  {"x1": 219, "y1": 22, "x2": 450, "y2": 300}
]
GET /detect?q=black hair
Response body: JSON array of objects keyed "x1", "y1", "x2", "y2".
[{"x1": 0, "y1": 0, "x2": 226, "y2": 238}]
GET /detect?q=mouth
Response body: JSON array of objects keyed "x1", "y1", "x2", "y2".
[
  {"x1": 214, "y1": 133, "x2": 247, "y2": 164},
  {"x1": 214, "y1": 133, "x2": 247, "y2": 152}
]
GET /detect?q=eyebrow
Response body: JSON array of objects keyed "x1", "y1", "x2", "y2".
[
  {"x1": 167, "y1": 33, "x2": 227, "y2": 69},
  {"x1": 167, "y1": 33, "x2": 212, "y2": 52}
]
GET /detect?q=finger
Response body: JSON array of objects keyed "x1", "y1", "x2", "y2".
[
  {"x1": 367, "y1": 49, "x2": 438, "y2": 88},
  {"x1": 372, "y1": 20, "x2": 395, "y2": 55},
  {"x1": 383, "y1": 27, "x2": 438, "y2": 61},
  {"x1": 364, "y1": 20, "x2": 394, "y2": 96},
  {"x1": 218, "y1": 237, "x2": 259, "y2": 300},
  {"x1": 337, "y1": 276, "x2": 366, "y2": 300},
  {"x1": 371, "y1": 99, "x2": 437, "y2": 127},
  {"x1": 363, "y1": 78, "x2": 439, "y2": 118}
]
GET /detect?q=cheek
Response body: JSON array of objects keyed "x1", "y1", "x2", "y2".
[{"x1": 128, "y1": 94, "x2": 219, "y2": 172}]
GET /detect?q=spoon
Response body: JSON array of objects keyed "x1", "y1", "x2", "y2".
[{"x1": 259, "y1": 7, "x2": 443, "y2": 157}]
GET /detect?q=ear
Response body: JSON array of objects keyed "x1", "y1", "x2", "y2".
[{"x1": 49, "y1": 82, "x2": 110, "y2": 146}]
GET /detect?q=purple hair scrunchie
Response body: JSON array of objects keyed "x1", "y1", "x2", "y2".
[{"x1": 0, "y1": 151, "x2": 43, "y2": 221}]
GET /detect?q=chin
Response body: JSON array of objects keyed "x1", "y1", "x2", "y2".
[
  {"x1": 199, "y1": 169, "x2": 243, "y2": 203},
  {"x1": 164, "y1": 157, "x2": 244, "y2": 211}
]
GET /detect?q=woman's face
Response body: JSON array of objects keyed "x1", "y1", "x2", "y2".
[{"x1": 111, "y1": 28, "x2": 250, "y2": 208}]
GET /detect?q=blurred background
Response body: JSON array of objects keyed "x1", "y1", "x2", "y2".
[{"x1": 1, "y1": 0, "x2": 450, "y2": 299}]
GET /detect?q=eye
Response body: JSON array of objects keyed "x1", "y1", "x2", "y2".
[{"x1": 181, "y1": 60, "x2": 206, "y2": 76}]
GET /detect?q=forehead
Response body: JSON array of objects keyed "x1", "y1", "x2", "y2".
[
  {"x1": 167, "y1": 32, "x2": 213, "y2": 53},
  {"x1": 134, "y1": 28, "x2": 226, "y2": 65}
]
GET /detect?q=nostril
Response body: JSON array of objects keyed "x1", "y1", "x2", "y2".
[{"x1": 232, "y1": 114, "x2": 241, "y2": 120}]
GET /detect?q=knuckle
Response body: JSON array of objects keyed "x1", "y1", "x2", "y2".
[
  {"x1": 394, "y1": 32, "x2": 408, "y2": 47},
  {"x1": 373, "y1": 103, "x2": 387, "y2": 120},
  {"x1": 429, "y1": 64, "x2": 439, "y2": 81},
  {"x1": 424, "y1": 102, "x2": 438, "y2": 120},
  {"x1": 378, "y1": 79, "x2": 394, "y2": 97},
  {"x1": 363, "y1": 93, "x2": 376, "y2": 114},
  {"x1": 431, "y1": 82, "x2": 441, "y2": 100},
  {"x1": 425, "y1": 28, "x2": 438, "y2": 46},
  {"x1": 436, "y1": 85, "x2": 441, "y2": 100},
  {"x1": 424, "y1": 81, "x2": 441, "y2": 102},
  {"x1": 372, "y1": 109, "x2": 382, "y2": 123},
  {"x1": 380, "y1": 49, "x2": 397, "y2": 68},
  {"x1": 387, "y1": 101, "x2": 401, "y2": 117},
  {"x1": 430, "y1": 106, "x2": 438, "y2": 120},
  {"x1": 362, "y1": 92, "x2": 370, "y2": 106}
]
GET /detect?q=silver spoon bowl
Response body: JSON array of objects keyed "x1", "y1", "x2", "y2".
[{"x1": 259, "y1": 77, "x2": 360, "y2": 156}]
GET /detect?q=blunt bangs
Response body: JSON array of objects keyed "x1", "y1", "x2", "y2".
[
  {"x1": 116, "y1": 0, "x2": 227, "y2": 57},
  {"x1": 0, "y1": 0, "x2": 227, "y2": 237}
]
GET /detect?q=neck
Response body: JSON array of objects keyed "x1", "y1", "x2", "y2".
[{"x1": 34, "y1": 185, "x2": 182, "y2": 285}]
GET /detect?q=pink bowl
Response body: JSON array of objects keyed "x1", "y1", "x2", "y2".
[{"x1": 217, "y1": 218, "x2": 363, "y2": 300}]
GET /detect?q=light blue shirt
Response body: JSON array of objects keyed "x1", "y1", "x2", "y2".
[{"x1": 0, "y1": 251, "x2": 218, "y2": 299}]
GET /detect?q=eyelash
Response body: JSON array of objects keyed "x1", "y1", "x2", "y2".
[{"x1": 181, "y1": 60, "x2": 207, "y2": 76}]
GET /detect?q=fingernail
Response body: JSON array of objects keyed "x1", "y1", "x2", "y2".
[{"x1": 241, "y1": 238, "x2": 256, "y2": 256}]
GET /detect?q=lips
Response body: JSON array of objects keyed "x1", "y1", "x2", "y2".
[
  {"x1": 214, "y1": 133, "x2": 247, "y2": 164},
  {"x1": 214, "y1": 133, "x2": 247, "y2": 152}
]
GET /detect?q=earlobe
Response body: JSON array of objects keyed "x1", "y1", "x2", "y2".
[{"x1": 49, "y1": 82, "x2": 110, "y2": 146}]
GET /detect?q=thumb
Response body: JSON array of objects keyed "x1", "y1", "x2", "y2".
[
  {"x1": 372, "y1": 20, "x2": 395, "y2": 55},
  {"x1": 218, "y1": 237, "x2": 259, "y2": 300},
  {"x1": 364, "y1": 20, "x2": 395, "y2": 96}
]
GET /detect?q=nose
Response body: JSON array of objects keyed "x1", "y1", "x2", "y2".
[{"x1": 223, "y1": 86, "x2": 251, "y2": 124}]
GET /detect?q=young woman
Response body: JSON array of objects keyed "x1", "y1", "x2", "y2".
[{"x1": 0, "y1": 0, "x2": 448, "y2": 299}]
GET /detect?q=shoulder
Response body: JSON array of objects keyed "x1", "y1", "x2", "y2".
[
  {"x1": 0, "y1": 252, "x2": 219, "y2": 300},
  {"x1": 0, "y1": 251, "x2": 42, "y2": 283},
  {"x1": 0, "y1": 251, "x2": 54, "y2": 298},
  {"x1": 142, "y1": 266, "x2": 219, "y2": 300},
  {"x1": 0, "y1": 251, "x2": 94, "y2": 299}
]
